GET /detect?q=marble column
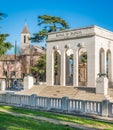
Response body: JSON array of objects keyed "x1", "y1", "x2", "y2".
[
  {"x1": 66, "y1": 55, "x2": 69, "y2": 85},
  {"x1": 104, "y1": 51, "x2": 106, "y2": 74},
  {"x1": 46, "y1": 50, "x2": 54, "y2": 86},
  {"x1": 110, "y1": 52, "x2": 113, "y2": 86},
  {"x1": 61, "y1": 51, "x2": 66, "y2": 86},
  {"x1": 73, "y1": 50, "x2": 78, "y2": 87}
]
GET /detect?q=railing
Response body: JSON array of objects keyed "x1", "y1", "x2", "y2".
[
  {"x1": 86, "y1": 101, "x2": 101, "y2": 115},
  {"x1": 0, "y1": 93, "x2": 112, "y2": 117},
  {"x1": 50, "y1": 98, "x2": 61, "y2": 110},
  {"x1": 35, "y1": 96, "x2": 47, "y2": 108},
  {"x1": 68, "y1": 99, "x2": 82, "y2": 112}
]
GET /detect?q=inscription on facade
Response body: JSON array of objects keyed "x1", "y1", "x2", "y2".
[{"x1": 56, "y1": 31, "x2": 82, "y2": 37}]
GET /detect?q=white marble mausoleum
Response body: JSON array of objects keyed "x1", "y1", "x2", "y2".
[{"x1": 46, "y1": 25, "x2": 113, "y2": 87}]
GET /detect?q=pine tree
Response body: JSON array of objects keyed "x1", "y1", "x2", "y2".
[{"x1": 31, "y1": 15, "x2": 70, "y2": 42}]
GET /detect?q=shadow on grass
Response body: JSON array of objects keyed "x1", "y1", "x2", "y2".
[
  {"x1": 0, "y1": 112, "x2": 74, "y2": 130},
  {"x1": 0, "y1": 105, "x2": 113, "y2": 129}
]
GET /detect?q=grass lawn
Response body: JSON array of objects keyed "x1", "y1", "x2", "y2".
[
  {"x1": 0, "y1": 105, "x2": 113, "y2": 129},
  {"x1": 0, "y1": 111, "x2": 74, "y2": 130}
]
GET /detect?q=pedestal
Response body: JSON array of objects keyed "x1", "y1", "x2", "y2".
[
  {"x1": 96, "y1": 77, "x2": 108, "y2": 95},
  {"x1": 0, "y1": 79, "x2": 6, "y2": 91},
  {"x1": 24, "y1": 76, "x2": 33, "y2": 89}
]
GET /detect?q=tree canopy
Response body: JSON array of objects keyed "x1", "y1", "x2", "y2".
[
  {"x1": 0, "y1": 12, "x2": 12, "y2": 56},
  {"x1": 30, "y1": 54, "x2": 46, "y2": 82},
  {"x1": 0, "y1": 12, "x2": 7, "y2": 20},
  {"x1": 30, "y1": 15, "x2": 70, "y2": 82},
  {"x1": 0, "y1": 34, "x2": 12, "y2": 56},
  {"x1": 31, "y1": 15, "x2": 70, "y2": 42}
]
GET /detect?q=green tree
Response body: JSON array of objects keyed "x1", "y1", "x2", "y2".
[
  {"x1": 0, "y1": 12, "x2": 12, "y2": 55},
  {"x1": 81, "y1": 52, "x2": 87, "y2": 63},
  {"x1": 0, "y1": 34, "x2": 12, "y2": 56},
  {"x1": 0, "y1": 12, "x2": 7, "y2": 20},
  {"x1": 0, "y1": 12, "x2": 13, "y2": 88},
  {"x1": 30, "y1": 54, "x2": 46, "y2": 82},
  {"x1": 31, "y1": 15, "x2": 70, "y2": 42},
  {"x1": 31, "y1": 15, "x2": 70, "y2": 82}
]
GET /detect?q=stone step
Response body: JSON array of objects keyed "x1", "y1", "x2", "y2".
[
  {"x1": 105, "y1": 95, "x2": 113, "y2": 102},
  {"x1": 17, "y1": 85, "x2": 113, "y2": 101}
]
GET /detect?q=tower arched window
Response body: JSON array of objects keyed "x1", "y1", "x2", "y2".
[{"x1": 24, "y1": 35, "x2": 26, "y2": 43}]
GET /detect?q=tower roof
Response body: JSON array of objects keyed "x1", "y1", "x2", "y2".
[{"x1": 21, "y1": 24, "x2": 30, "y2": 34}]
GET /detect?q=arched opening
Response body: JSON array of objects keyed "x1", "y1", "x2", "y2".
[
  {"x1": 24, "y1": 35, "x2": 26, "y2": 43},
  {"x1": 106, "y1": 50, "x2": 111, "y2": 80},
  {"x1": 99, "y1": 48, "x2": 105, "y2": 74},
  {"x1": 78, "y1": 48, "x2": 87, "y2": 86},
  {"x1": 66, "y1": 49, "x2": 73, "y2": 85},
  {"x1": 54, "y1": 50, "x2": 61, "y2": 85}
]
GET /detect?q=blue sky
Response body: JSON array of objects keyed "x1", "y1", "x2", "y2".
[{"x1": 0, "y1": 0, "x2": 113, "y2": 54}]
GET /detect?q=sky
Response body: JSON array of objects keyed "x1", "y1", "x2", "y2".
[{"x1": 0, "y1": 0, "x2": 113, "y2": 54}]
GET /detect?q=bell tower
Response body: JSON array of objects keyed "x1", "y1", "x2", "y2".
[
  {"x1": 21, "y1": 24, "x2": 31, "y2": 75},
  {"x1": 21, "y1": 24, "x2": 30, "y2": 53}
]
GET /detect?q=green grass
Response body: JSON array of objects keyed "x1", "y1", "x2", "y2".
[
  {"x1": 0, "y1": 105, "x2": 113, "y2": 129},
  {"x1": 0, "y1": 111, "x2": 74, "y2": 130}
]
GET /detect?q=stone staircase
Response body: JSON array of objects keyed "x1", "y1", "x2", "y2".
[
  {"x1": 107, "y1": 88, "x2": 113, "y2": 102},
  {"x1": 73, "y1": 87, "x2": 106, "y2": 101},
  {"x1": 38, "y1": 86, "x2": 78, "y2": 98},
  {"x1": 17, "y1": 85, "x2": 46, "y2": 95},
  {"x1": 105, "y1": 95, "x2": 113, "y2": 102},
  {"x1": 108, "y1": 88, "x2": 113, "y2": 96},
  {"x1": 16, "y1": 85, "x2": 113, "y2": 101}
]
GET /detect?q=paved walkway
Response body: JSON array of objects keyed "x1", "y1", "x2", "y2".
[{"x1": 0, "y1": 109, "x2": 99, "y2": 130}]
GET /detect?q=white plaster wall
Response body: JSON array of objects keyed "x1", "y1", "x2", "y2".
[
  {"x1": 47, "y1": 36, "x2": 96, "y2": 87},
  {"x1": 95, "y1": 35, "x2": 113, "y2": 84}
]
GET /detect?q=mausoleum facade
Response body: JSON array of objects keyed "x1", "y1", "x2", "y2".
[{"x1": 46, "y1": 25, "x2": 113, "y2": 87}]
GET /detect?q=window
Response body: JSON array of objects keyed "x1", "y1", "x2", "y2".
[{"x1": 24, "y1": 35, "x2": 26, "y2": 43}]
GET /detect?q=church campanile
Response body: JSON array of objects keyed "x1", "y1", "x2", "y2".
[{"x1": 21, "y1": 24, "x2": 30, "y2": 53}]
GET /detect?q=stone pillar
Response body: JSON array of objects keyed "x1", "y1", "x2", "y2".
[
  {"x1": 100, "y1": 100, "x2": 109, "y2": 117},
  {"x1": 61, "y1": 51, "x2": 66, "y2": 86},
  {"x1": 57, "y1": 54, "x2": 61, "y2": 85},
  {"x1": 30, "y1": 94, "x2": 37, "y2": 107},
  {"x1": 108, "y1": 52, "x2": 111, "y2": 81},
  {"x1": 82, "y1": 100, "x2": 86, "y2": 113},
  {"x1": 46, "y1": 97, "x2": 51, "y2": 110},
  {"x1": 61, "y1": 97, "x2": 69, "y2": 112},
  {"x1": 96, "y1": 77, "x2": 108, "y2": 95},
  {"x1": 87, "y1": 42, "x2": 97, "y2": 87},
  {"x1": 104, "y1": 51, "x2": 106, "y2": 74},
  {"x1": 66, "y1": 55, "x2": 69, "y2": 85},
  {"x1": 24, "y1": 76, "x2": 33, "y2": 89},
  {"x1": 108, "y1": 103, "x2": 112, "y2": 117},
  {"x1": 46, "y1": 49, "x2": 54, "y2": 86},
  {"x1": 100, "y1": 51, "x2": 105, "y2": 73},
  {"x1": 6, "y1": 93, "x2": 11, "y2": 104},
  {"x1": 110, "y1": 53, "x2": 113, "y2": 87},
  {"x1": 73, "y1": 50, "x2": 78, "y2": 86},
  {"x1": 0, "y1": 79, "x2": 6, "y2": 91}
]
